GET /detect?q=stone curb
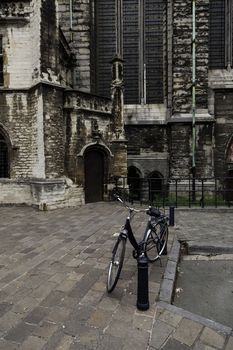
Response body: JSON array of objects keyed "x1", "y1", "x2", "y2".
[
  {"x1": 159, "y1": 239, "x2": 180, "y2": 304},
  {"x1": 175, "y1": 207, "x2": 233, "y2": 212},
  {"x1": 159, "y1": 237, "x2": 233, "y2": 337},
  {"x1": 187, "y1": 241, "x2": 233, "y2": 254}
]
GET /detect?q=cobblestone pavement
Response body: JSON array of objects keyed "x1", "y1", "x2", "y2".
[
  {"x1": 0, "y1": 202, "x2": 171, "y2": 349},
  {"x1": 0, "y1": 204, "x2": 233, "y2": 349}
]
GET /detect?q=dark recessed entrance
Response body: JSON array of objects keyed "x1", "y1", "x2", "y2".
[
  {"x1": 0, "y1": 132, "x2": 9, "y2": 178},
  {"x1": 226, "y1": 170, "x2": 233, "y2": 202},
  {"x1": 84, "y1": 148, "x2": 104, "y2": 203}
]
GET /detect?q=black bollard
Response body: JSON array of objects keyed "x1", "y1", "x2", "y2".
[
  {"x1": 169, "y1": 206, "x2": 175, "y2": 227},
  {"x1": 137, "y1": 254, "x2": 149, "y2": 311}
]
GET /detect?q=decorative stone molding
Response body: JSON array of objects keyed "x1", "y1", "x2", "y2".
[
  {"x1": 0, "y1": 2, "x2": 31, "y2": 19},
  {"x1": 64, "y1": 91, "x2": 112, "y2": 115}
]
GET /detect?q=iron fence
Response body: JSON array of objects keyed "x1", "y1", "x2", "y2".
[{"x1": 110, "y1": 176, "x2": 233, "y2": 208}]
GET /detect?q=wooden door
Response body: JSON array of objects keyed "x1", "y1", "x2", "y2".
[{"x1": 84, "y1": 149, "x2": 104, "y2": 203}]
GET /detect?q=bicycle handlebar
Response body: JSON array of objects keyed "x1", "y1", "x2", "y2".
[{"x1": 113, "y1": 194, "x2": 147, "y2": 214}]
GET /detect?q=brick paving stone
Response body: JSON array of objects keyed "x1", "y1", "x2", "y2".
[
  {"x1": 77, "y1": 326, "x2": 100, "y2": 348},
  {"x1": 98, "y1": 296, "x2": 120, "y2": 312},
  {"x1": 160, "y1": 338, "x2": 190, "y2": 350},
  {"x1": 54, "y1": 334, "x2": 75, "y2": 350},
  {"x1": 32, "y1": 320, "x2": 59, "y2": 340},
  {"x1": 200, "y1": 327, "x2": 226, "y2": 349},
  {"x1": 158, "y1": 309, "x2": 182, "y2": 328},
  {"x1": 63, "y1": 305, "x2": 94, "y2": 337},
  {"x1": 133, "y1": 313, "x2": 154, "y2": 331},
  {"x1": 225, "y1": 336, "x2": 233, "y2": 350},
  {"x1": 112, "y1": 304, "x2": 135, "y2": 323},
  {"x1": 79, "y1": 289, "x2": 103, "y2": 306},
  {"x1": 4, "y1": 321, "x2": 36, "y2": 344},
  {"x1": 173, "y1": 317, "x2": 203, "y2": 347},
  {"x1": 12, "y1": 297, "x2": 41, "y2": 314},
  {"x1": 121, "y1": 328, "x2": 150, "y2": 350},
  {"x1": 0, "y1": 302, "x2": 12, "y2": 317},
  {"x1": 45, "y1": 306, "x2": 71, "y2": 324},
  {"x1": 23, "y1": 306, "x2": 49, "y2": 325},
  {"x1": 38, "y1": 330, "x2": 64, "y2": 350},
  {"x1": 88, "y1": 309, "x2": 113, "y2": 329},
  {"x1": 19, "y1": 336, "x2": 46, "y2": 350},
  {"x1": 55, "y1": 279, "x2": 77, "y2": 293},
  {"x1": 192, "y1": 342, "x2": 212, "y2": 350},
  {"x1": 40, "y1": 290, "x2": 66, "y2": 308},
  {"x1": 0, "y1": 311, "x2": 23, "y2": 332},
  {"x1": 96, "y1": 334, "x2": 124, "y2": 350},
  {"x1": 150, "y1": 319, "x2": 174, "y2": 349},
  {"x1": 0, "y1": 339, "x2": 19, "y2": 350}
]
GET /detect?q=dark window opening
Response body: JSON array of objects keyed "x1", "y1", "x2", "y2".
[
  {"x1": 148, "y1": 171, "x2": 163, "y2": 203},
  {"x1": 0, "y1": 36, "x2": 3, "y2": 86},
  {"x1": 94, "y1": 0, "x2": 164, "y2": 104},
  {"x1": 0, "y1": 133, "x2": 9, "y2": 178},
  {"x1": 209, "y1": 0, "x2": 233, "y2": 69},
  {"x1": 128, "y1": 166, "x2": 141, "y2": 200}
]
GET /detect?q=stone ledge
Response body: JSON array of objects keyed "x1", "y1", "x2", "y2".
[{"x1": 159, "y1": 239, "x2": 180, "y2": 304}]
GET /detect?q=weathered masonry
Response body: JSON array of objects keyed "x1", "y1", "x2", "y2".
[
  {"x1": 0, "y1": 0, "x2": 127, "y2": 208},
  {"x1": 1, "y1": 0, "x2": 233, "y2": 208}
]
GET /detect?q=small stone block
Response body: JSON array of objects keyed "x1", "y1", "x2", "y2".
[
  {"x1": 200, "y1": 327, "x2": 226, "y2": 349},
  {"x1": 173, "y1": 318, "x2": 203, "y2": 346}
]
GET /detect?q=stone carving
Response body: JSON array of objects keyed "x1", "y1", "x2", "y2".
[{"x1": 0, "y1": 2, "x2": 30, "y2": 18}]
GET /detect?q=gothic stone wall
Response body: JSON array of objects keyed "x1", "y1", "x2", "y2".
[
  {"x1": 0, "y1": 0, "x2": 40, "y2": 89},
  {"x1": 125, "y1": 125, "x2": 169, "y2": 178},
  {"x1": 64, "y1": 91, "x2": 113, "y2": 183},
  {"x1": 169, "y1": 123, "x2": 214, "y2": 178},
  {"x1": 58, "y1": 0, "x2": 91, "y2": 91},
  {"x1": 214, "y1": 90, "x2": 233, "y2": 178},
  {"x1": 173, "y1": 0, "x2": 209, "y2": 113},
  {"x1": 0, "y1": 88, "x2": 43, "y2": 179},
  {"x1": 43, "y1": 84, "x2": 65, "y2": 178}
]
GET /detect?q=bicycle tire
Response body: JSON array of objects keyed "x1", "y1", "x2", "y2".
[
  {"x1": 144, "y1": 222, "x2": 168, "y2": 262},
  {"x1": 106, "y1": 237, "x2": 126, "y2": 293}
]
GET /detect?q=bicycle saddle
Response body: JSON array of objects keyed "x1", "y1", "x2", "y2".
[{"x1": 146, "y1": 207, "x2": 161, "y2": 217}]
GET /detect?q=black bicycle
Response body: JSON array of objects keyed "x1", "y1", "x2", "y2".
[{"x1": 107, "y1": 195, "x2": 169, "y2": 293}]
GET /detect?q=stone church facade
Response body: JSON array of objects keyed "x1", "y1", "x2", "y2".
[{"x1": 0, "y1": 0, "x2": 233, "y2": 208}]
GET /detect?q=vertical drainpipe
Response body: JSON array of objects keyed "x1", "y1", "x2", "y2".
[
  {"x1": 192, "y1": 0, "x2": 196, "y2": 175},
  {"x1": 70, "y1": 0, "x2": 73, "y2": 41}
]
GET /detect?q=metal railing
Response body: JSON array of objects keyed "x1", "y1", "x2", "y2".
[{"x1": 109, "y1": 176, "x2": 233, "y2": 208}]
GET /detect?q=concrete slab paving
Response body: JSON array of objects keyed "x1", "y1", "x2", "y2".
[{"x1": 174, "y1": 259, "x2": 233, "y2": 328}]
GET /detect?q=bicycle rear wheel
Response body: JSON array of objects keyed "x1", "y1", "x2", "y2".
[
  {"x1": 145, "y1": 223, "x2": 168, "y2": 262},
  {"x1": 107, "y1": 237, "x2": 126, "y2": 293}
]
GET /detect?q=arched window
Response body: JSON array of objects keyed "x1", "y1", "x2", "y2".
[
  {"x1": 148, "y1": 171, "x2": 163, "y2": 203},
  {"x1": 128, "y1": 166, "x2": 142, "y2": 200},
  {"x1": 209, "y1": 0, "x2": 233, "y2": 69},
  {"x1": 0, "y1": 131, "x2": 9, "y2": 178},
  {"x1": 93, "y1": 0, "x2": 164, "y2": 104}
]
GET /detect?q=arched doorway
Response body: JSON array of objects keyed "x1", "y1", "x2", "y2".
[
  {"x1": 127, "y1": 166, "x2": 141, "y2": 201},
  {"x1": 84, "y1": 148, "x2": 105, "y2": 203},
  {"x1": 148, "y1": 171, "x2": 163, "y2": 203},
  {"x1": 0, "y1": 131, "x2": 9, "y2": 178},
  {"x1": 226, "y1": 136, "x2": 233, "y2": 202}
]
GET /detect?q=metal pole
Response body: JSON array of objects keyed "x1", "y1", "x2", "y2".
[
  {"x1": 192, "y1": 0, "x2": 196, "y2": 201},
  {"x1": 70, "y1": 0, "x2": 73, "y2": 42},
  {"x1": 137, "y1": 254, "x2": 149, "y2": 310}
]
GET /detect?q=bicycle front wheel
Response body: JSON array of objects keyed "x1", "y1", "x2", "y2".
[
  {"x1": 107, "y1": 238, "x2": 126, "y2": 293},
  {"x1": 145, "y1": 223, "x2": 168, "y2": 263}
]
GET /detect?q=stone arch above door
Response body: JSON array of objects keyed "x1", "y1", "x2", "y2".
[{"x1": 83, "y1": 144, "x2": 111, "y2": 203}]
